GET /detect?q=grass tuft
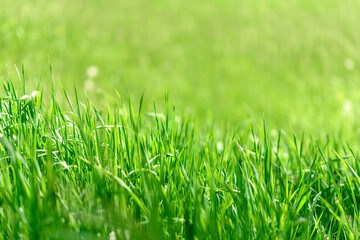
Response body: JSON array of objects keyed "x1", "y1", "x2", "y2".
[{"x1": 0, "y1": 78, "x2": 359, "y2": 239}]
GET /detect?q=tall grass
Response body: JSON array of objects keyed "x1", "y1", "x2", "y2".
[{"x1": 0, "y1": 75, "x2": 359, "y2": 239}]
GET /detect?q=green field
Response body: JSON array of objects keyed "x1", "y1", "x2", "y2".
[{"x1": 2, "y1": 0, "x2": 360, "y2": 239}]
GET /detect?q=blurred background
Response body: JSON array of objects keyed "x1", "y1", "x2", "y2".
[{"x1": 1, "y1": 0, "x2": 360, "y2": 136}]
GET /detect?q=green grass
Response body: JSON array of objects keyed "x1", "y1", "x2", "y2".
[
  {"x1": 2, "y1": 0, "x2": 360, "y2": 134},
  {"x1": 0, "y1": 76, "x2": 360, "y2": 239},
  {"x1": 3, "y1": 1, "x2": 360, "y2": 239}
]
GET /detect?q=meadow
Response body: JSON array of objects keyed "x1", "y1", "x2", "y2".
[{"x1": 1, "y1": 0, "x2": 360, "y2": 239}]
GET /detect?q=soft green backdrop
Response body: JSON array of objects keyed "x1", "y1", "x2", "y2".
[{"x1": 1, "y1": 0, "x2": 360, "y2": 136}]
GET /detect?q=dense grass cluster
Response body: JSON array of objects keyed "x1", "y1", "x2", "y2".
[
  {"x1": 0, "y1": 78, "x2": 360, "y2": 239},
  {"x1": 3, "y1": 0, "x2": 360, "y2": 239}
]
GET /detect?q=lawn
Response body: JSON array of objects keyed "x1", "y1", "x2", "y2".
[
  {"x1": 1, "y1": 0, "x2": 360, "y2": 239},
  {"x1": 2, "y1": 0, "x2": 360, "y2": 133}
]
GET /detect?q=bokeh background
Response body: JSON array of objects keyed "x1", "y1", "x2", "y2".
[{"x1": 1, "y1": 0, "x2": 360, "y2": 136}]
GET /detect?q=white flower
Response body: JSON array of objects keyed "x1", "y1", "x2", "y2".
[
  {"x1": 109, "y1": 231, "x2": 116, "y2": 240},
  {"x1": 85, "y1": 79, "x2": 95, "y2": 91},
  {"x1": 345, "y1": 58, "x2": 355, "y2": 71},
  {"x1": 19, "y1": 91, "x2": 40, "y2": 101},
  {"x1": 86, "y1": 65, "x2": 99, "y2": 78},
  {"x1": 216, "y1": 141, "x2": 224, "y2": 153},
  {"x1": 341, "y1": 99, "x2": 353, "y2": 116}
]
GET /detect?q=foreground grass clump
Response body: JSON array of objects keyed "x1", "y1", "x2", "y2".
[{"x1": 0, "y1": 80, "x2": 360, "y2": 239}]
